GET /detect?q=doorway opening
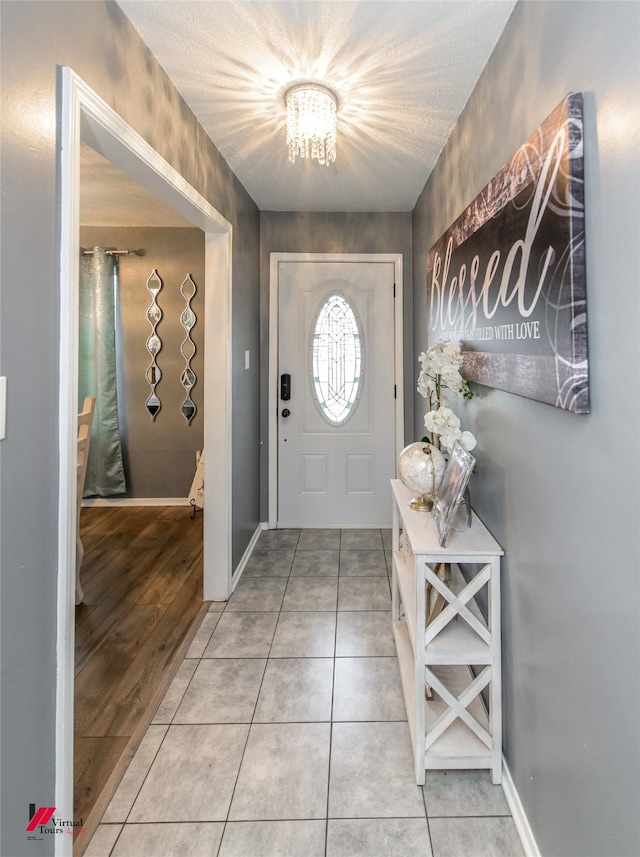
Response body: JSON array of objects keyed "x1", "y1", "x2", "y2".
[
  {"x1": 57, "y1": 68, "x2": 232, "y2": 855},
  {"x1": 74, "y1": 142, "x2": 209, "y2": 831}
]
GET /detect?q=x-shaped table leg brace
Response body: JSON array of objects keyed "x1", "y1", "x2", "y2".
[
  {"x1": 424, "y1": 665, "x2": 493, "y2": 751},
  {"x1": 424, "y1": 563, "x2": 491, "y2": 647}
]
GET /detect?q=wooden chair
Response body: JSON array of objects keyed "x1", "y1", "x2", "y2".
[
  {"x1": 76, "y1": 396, "x2": 95, "y2": 605},
  {"x1": 188, "y1": 449, "x2": 205, "y2": 518}
]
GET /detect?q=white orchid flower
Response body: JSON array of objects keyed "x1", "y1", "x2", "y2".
[
  {"x1": 440, "y1": 429, "x2": 477, "y2": 452},
  {"x1": 460, "y1": 431, "x2": 477, "y2": 451},
  {"x1": 439, "y1": 428, "x2": 463, "y2": 450},
  {"x1": 439, "y1": 365, "x2": 464, "y2": 393},
  {"x1": 417, "y1": 369, "x2": 436, "y2": 398},
  {"x1": 420, "y1": 339, "x2": 464, "y2": 379},
  {"x1": 424, "y1": 407, "x2": 460, "y2": 434},
  {"x1": 443, "y1": 342, "x2": 463, "y2": 362},
  {"x1": 418, "y1": 342, "x2": 476, "y2": 454}
]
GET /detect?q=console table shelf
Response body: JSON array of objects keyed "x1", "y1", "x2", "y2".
[{"x1": 390, "y1": 479, "x2": 503, "y2": 785}]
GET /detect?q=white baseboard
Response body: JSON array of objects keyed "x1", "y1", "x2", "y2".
[
  {"x1": 272, "y1": 522, "x2": 391, "y2": 529},
  {"x1": 82, "y1": 497, "x2": 190, "y2": 507},
  {"x1": 502, "y1": 757, "x2": 541, "y2": 857},
  {"x1": 231, "y1": 522, "x2": 267, "y2": 593}
]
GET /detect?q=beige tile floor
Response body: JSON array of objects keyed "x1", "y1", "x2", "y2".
[{"x1": 84, "y1": 529, "x2": 525, "y2": 857}]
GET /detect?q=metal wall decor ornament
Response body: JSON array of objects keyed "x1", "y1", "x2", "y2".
[
  {"x1": 426, "y1": 93, "x2": 589, "y2": 414},
  {"x1": 179, "y1": 274, "x2": 197, "y2": 424},
  {"x1": 145, "y1": 268, "x2": 163, "y2": 420}
]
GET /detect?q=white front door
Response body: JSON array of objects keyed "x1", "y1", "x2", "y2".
[{"x1": 276, "y1": 259, "x2": 397, "y2": 528}]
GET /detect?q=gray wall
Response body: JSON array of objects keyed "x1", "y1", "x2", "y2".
[
  {"x1": 81, "y1": 227, "x2": 205, "y2": 498},
  {"x1": 259, "y1": 210, "x2": 413, "y2": 520},
  {"x1": 412, "y1": 3, "x2": 639, "y2": 855},
  {"x1": 0, "y1": 3, "x2": 259, "y2": 854}
]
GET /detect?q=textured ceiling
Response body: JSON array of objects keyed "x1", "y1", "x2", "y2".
[
  {"x1": 80, "y1": 143, "x2": 194, "y2": 227},
  {"x1": 116, "y1": 0, "x2": 517, "y2": 212}
]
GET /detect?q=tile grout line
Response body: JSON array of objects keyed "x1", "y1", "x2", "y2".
[
  {"x1": 105, "y1": 724, "x2": 170, "y2": 855},
  {"x1": 217, "y1": 549, "x2": 288, "y2": 852},
  {"x1": 325, "y1": 528, "x2": 341, "y2": 856},
  {"x1": 216, "y1": 528, "x2": 301, "y2": 853},
  {"x1": 422, "y1": 776, "x2": 436, "y2": 856},
  {"x1": 108, "y1": 600, "x2": 228, "y2": 853}
]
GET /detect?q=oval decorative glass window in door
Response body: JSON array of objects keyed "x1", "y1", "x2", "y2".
[{"x1": 311, "y1": 293, "x2": 363, "y2": 424}]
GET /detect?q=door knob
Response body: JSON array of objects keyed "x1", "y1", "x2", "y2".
[{"x1": 281, "y1": 408, "x2": 290, "y2": 418}]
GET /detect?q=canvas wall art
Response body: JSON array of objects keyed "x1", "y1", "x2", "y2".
[{"x1": 426, "y1": 93, "x2": 589, "y2": 413}]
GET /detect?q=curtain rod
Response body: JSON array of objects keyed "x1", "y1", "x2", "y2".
[{"x1": 81, "y1": 248, "x2": 139, "y2": 256}]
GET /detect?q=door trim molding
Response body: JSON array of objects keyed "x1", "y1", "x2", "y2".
[
  {"x1": 268, "y1": 253, "x2": 404, "y2": 529},
  {"x1": 56, "y1": 67, "x2": 233, "y2": 853}
]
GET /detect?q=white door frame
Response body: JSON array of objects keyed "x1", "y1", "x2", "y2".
[
  {"x1": 56, "y1": 67, "x2": 233, "y2": 853},
  {"x1": 268, "y1": 252, "x2": 403, "y2": 529}
]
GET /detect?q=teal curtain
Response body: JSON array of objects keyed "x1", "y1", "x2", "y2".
[{"x1": 79, "y1": 247, "x2": 127, "y2": 496}]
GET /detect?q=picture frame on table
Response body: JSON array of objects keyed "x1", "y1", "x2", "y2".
[{"x1": 432, "y1": 441, "x2": 475, "y2": 547}]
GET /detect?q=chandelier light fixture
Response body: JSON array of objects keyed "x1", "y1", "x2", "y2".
[{"x1": 285, "y1": 83, "x2": 337, "y2": 166}]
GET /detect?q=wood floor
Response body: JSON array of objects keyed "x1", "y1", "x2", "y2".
[{"x1": 74, "y1": 505, "x2": 205, "y2": 826}]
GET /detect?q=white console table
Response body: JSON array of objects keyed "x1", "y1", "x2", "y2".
[{"x1": 390, "y1": 479, "x2": 504, "y2": 785}]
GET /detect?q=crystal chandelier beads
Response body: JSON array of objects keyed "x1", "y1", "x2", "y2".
[{"x1": 285, "y1": 83, "x2": 337, "y2": 166}]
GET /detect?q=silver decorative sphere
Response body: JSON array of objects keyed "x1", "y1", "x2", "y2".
[{"x1": 398, "y1": 442, "x2": 446, "y2": 512}]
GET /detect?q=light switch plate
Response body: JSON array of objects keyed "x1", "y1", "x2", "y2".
[{"x1": 245, "y1": 350, "x2": 250, "y2": 370}]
